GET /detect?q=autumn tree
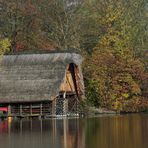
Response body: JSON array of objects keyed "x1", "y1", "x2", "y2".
[
  {"x1": 0, "y1": 0, "x2": 52, "y2": 52},
  {"x1": 83, "y1": 0, "x2": 148, "y2": 112}
]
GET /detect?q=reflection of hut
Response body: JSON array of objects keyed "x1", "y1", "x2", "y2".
[{"x1": 0, "y1": 53, "x2": 84, "y2": 117}]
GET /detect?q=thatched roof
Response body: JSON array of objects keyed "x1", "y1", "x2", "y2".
[{"x1": 0, "y1": 53, "x2": 83, "y2": 103}]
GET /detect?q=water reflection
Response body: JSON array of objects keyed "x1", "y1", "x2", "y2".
[
  {"x1": 0, "y1": 117, "x2": 85, "y2": 148},
  {"x1": 0, "y1": 114, "x2": 148, "y2": 148},
  {"x1": 85, "y1": 114, "x2": 148, "y2": 148}
]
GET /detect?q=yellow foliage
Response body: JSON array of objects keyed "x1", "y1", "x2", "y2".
[
  {"x1": 0, "y1": 38, "x2": 10, "y2": 56},
  {"x1": 112, "y1": 100, "x2": 122, "y2": 111},
  {"x1": 101, "y1": 3, "x2": 123, "y2": 26},
  {"x1": 122, "y1": 93, "x2": 129, "y2": 98}
]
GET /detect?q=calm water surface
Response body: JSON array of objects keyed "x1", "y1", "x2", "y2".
[{"x1": 0, "y1": 114, "x2": 148, "y2": 148}]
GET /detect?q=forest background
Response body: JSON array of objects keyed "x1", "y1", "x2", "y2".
[{"x1": 0, "y1": 0, "x2": 147, "y2": 112}]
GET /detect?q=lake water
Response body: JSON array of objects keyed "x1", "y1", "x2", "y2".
[{"x1": 0, "y1": 114, "x2": 148, "y2": 148}]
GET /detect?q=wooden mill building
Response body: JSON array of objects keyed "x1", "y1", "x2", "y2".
[{"x1": 0, "y1": 52, "x2": 84, "y2": 117}]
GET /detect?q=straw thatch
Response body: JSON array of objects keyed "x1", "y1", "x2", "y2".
[{"x1": 0, "y1": 53, "x2": 83, "y2": 103}]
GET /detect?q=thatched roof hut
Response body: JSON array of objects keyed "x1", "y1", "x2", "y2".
[{"x1": 0, "y1": 53, "x2": 84, "y2": 104}]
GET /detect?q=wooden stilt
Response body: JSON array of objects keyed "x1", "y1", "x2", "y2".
[
  {"x1": 40, "y1": 103, "x2": 42, "y2": 116},
  {"x1": 63, "y1": 99, "x2": 68, "y2": 115},
  {"x1": 20, "y1": 104, "x2": 22, "y2": 117},
  {"x1": 30, "y1": 104, "x2": 32, "y2": 116},
  {"x1": 52, "y1": 99, "x2": 56, "y2": 116},
  {"x1": 8, "y1": 104, "x2": 11, "y2": 117}
]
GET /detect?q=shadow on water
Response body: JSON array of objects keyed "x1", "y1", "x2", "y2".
[{"x1": 0, "y1": 114, "x2": 148, "y2": 148}]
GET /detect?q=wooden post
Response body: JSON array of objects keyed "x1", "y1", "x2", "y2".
[
  {"x1": 30, "y1": 104, "x2": 32, "y2": 116},
  {"x1": 40, "y1": 103, "x2": 42, "y2": 117},
  {"x1": 63, "y1": 99, "x2": 68, "y2": 115},
  {"x1": 20, "y1": 104, "x2": 22, "y2": 117},
  {"x1": 52, "y1": 99, "x2": 56, "y2": 116},
  {"x1": 8, "y1": 104, "x2": 11, "y2": 117}
]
